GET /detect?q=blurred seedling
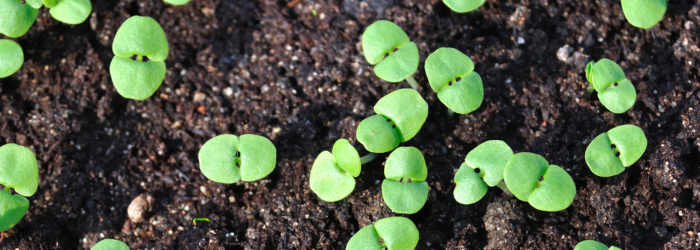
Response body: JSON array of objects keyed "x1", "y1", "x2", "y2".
[
  {"x1": 382, "y1": 147, "x2": 429, "y2": 214},
  {"x1": 0, "y1": 144, "x2": 39, "y2": 232},
  {"x1": 621, "y1": 0, "x2": 667, "y2": 29},
  {"x1": 91, "y1": 239, "x2": 130, "y2": 250},
  {"x1": 454, "y1": 140, "x2": 513, "y2": 205},
  {"x1": 110, "y1": 16, "x2": 169, "y2": 100},
  {"x1": 163, "y1": 0, "x2": 191, "y2": 5},
  {"x1": 346, "y1": 216, "x2": 419, "y2": 250},
  {"x1": 0, "y1": 39, "x2": 24, "y2": 79},
  {"x1": 30, "y1": 0, "x2": 92, "y2": 25},
  {"x1": 310, "y1": 139, "x2": 376, "y2": 202},
  {"x1": 0, "y1": 0, "x2": 38, "y2": 38},
  {"x1": 585, "y1": 59, "x2": 636, "y2": 114},
  {"x1": 198, "y1": 134, "x2": 277, "y2": 183},
  {"x1": 192, "y1": 217, "x2": 210, "y2": 225},
  {"x1": 574, "y1": 240, "x2": 622, "y2": 250},
  {"x1": 442, "y1": 0, "x2": 485, "y2": 13},
  {"x1": 503, "y1": 152, "x2": 576, "y2": 212},
  {"x1": 362, "y1": 20, "x2": 420, "y2": 89},
  {"x1": 425, "y1": 47, "x2": 484, "y2": 116},
  {"x1": 356, "y1": 89, "x2": 428, "y2": 153},
  {"x1": 585, "y1": 124, "x2": 647, "y2": 177}
]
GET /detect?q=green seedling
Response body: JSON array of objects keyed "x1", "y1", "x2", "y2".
[
  {"x1": 442, "y1": 0, "x2": 485, "y2": 13},
  {"x1": 0, "y1": 0, "x2": 39, "y2": 38},
  {"x1": 361, "y1": 20, "x2": 420, "y2": 89},
  {"x1": 310, "y1": 139, "x2": 376, "y2": 202},
  {"x1": 503, "y1": 153, "x2": 576, "y2": 212},
  {"x1": 91, "y1": 239, "x2": 130, "y2": 250},
  {"x1": 585, "y1": 124, "x2": 647, "y2": 177},
  {"x1": 454, "y1": 140, "x2": 513, "y2": 205},
  {"x1": 381, "y1": 147, "x2": 429, "y2": 214},
  {"x1": 585, "y1": 58, "x2": 636, "y2": 114},
  {"x1": 36, "y1": 0, "x2": 93, "y2": 25},
  {"x1": 0, "y1": 144, "x2": 39, "y2": 232},
  {"x1": 198, "y1": 134, "x2": 277, "y2": 183},
  {"x1": 110, "y1": 16, "x2": 169, "y2": 100},
  {"x1": 164, "y1": 0, "x2": 191, "y2": 5},
  {"x1": 425, "y1": 47, "x2": 484, "y2": 115},
  {"x1": 0, "y1": 39, "x2": 24, "y2": 79},
  {"x1": 574, "y1": 240, "x2": 622, "y2": 250},
  {"x1": 192, "y1": 217, "x2": 210, "y2": 225},
  {"x1": 356, "y1": 89, "x2": 428, "y2": 153},
  {"x1": 621, "y1": 0, "x2": 667, "y2": 29},
  {"x1": 346, "y1": 216, "x2": 419, "y2": 250}
]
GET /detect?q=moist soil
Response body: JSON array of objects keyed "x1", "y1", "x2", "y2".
[{"x1": 1, "y1": 0, "x2": 700, "y2": 249}]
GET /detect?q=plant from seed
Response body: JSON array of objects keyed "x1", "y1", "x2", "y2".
[
  {"x1": 621, "y1": 0, "x2": 667, "y2": 29},
  {"x1": 310, "y1": 139, "x2": 375, "y2": 202},
  {"x1": 585, "y1": 124, "x2": 647, "y2": 177},
  {"x1": 503, "y1": 152, "x2": 576, "y2": 212},
  {"x1": 0, "y1": 0, "x2": 39, "y2": 38},
  {"x1": 198, "y1": 134, "x2": 276, "y2": 183},
  {"x1": 442, "y1": 0, "x2": 485, "y2": 13},
  {"x1": 454, "y1": 140, "x2": 513, "y2": 205},
  {"x1": 192, "y1": 217, "x2": 210, "y2": 225},
  {"x1": 110, "y1": 16, "x2": 169, "y2": 100},
  {"x1": 0, "y1": 39, "x2": 24, "y2": 79},
  {"x1": 164, "y1": 0, "x2": 191, "y2": 5},
  {"x1": 91, "y1": 239, "x2": 130, "y2": 250},
  {"x1": 30, "y1": 0, "x2": 92, "y2": 25},
  {"x1": 585, "y1": 58, "x2": 636, "y2": 114},
  {"x1": 425, "y1": 47, "x2": 484, "y2": 115},
  {"x1": 346, "y1": 216, "x2": 419, "y2": 250},
  {"x1": 361, "y1": 20, "x2": 420, "y2": 89},
  {"x1": 0, "y1": 144, "x2": 39, "y2": 232},
  {"x1": 574, "y1": 240, "x2": 622, "y2": 250},
  {"x1": 381, "y1": 147, "x2": 429, "y2": 214},
  {"x1": 356, "y1": 89, "x2": 428, "y2": 153}
]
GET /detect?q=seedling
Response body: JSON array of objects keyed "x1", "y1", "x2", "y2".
[
  {"x1": 310, "y1": 139, "x2": 376, "y2": 202},
  {"x1": 442, "y1": 0, "x2": 485, "y2": 13},
  {"x1": 585, "y1": 124, "x2": 647, "y2": 177},
  {"x1": 621, "y1": 0, "x2": 667, "y2": 29},
  {"x1": 110, "y1": 16, "x2": 169, "y2": 100},
  {"x1": 0, "y1": 39, "x2": 24, "y2": 79},
  {"x1": 192, "y1": 217, "x2": 210, "y2": 225},
  {"x1": 346, "y1": 216, "x2": 419, "y2": 250},
  {"x1": 356, "y1": 89, "x2": 428, "y2": 153},
  {"x1": 164, "y1": 0, "x2": 191, "y2": 5},
  {"x1": 91, "y1": 239, "x2": 130, "y2": 250},
  {"x1": 381, "y1": 147, "x2": 429, "y2": 214},
  {"x1": 454, "y1": 140, "x2": 513, "y2": 205},
  {"x1": 503, "y1": 152, "x2": 576, "y2": 212},
  {"x1": 36, "y1": 0, "x2": 93, "y2": 25},
  {"x1": 574, "y1": 240, "x2": 622, "y2": 250},
  {"x1": 0, "y1": 0, "x2": 38, "y2": 38},
  {"x1": 585, "y1": 59, "x2": 636, "y2": 114},
  {"x1": 361, "y1": 20, "x2": 420, "y2": 89},
  {"x1": 0, "y1": 144, "x2": 39, "y2": 232},
  {"x1": 198, "y1": 134, "x2": 277, "y2": 183},
  {"x1": 425, "y1": 47, "x2": 484, "y2": 115}
]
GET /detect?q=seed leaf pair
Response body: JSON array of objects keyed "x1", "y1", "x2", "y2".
[
  {"x1": 382, "y1": 147, "x2": 429, "y2": 214},
  {"x1": 0, "y1": 39, "x2": 24, "y2": 79},
  {"x1": 585, "y1": 59, "x2": 636, "y2": 114},
  {"x1": 504, "y1": 153, "x2": 576, "y2": 212},
  {"x1": 621, "y1": 0, "x2": 667, "y2": 29},
  {"x1": 574, "y1": 240, "x2": 622, "y2": 250},
  {"x1": 442, "y1": 0, "x2": 486, "y2": 13},
  {"x1": 164, "y1": 0, "x2": 192, "y2": 5},
  {"x1": 361, "y1": 20, "x2": 419, "y2": 83},
  {"x1": 346, "y1": 217, "x2": 419, "y2": 250},
  {"x1": 92, "y1": 239, "x2": 130, "y2": 250},
  {"x1": 309, "y1": 139, "x2": 361, "y2": 202},
  {"x1": 0, "y1": 0, "x2": 39, "y2": 38},
  {"x1": 585, "y1": 124, "x2": 647, "y2": 177},
  {"x1": 425, "y1": 47, "x2": 484, "y2": 114},
  {"x1": 454, "y1": 140, "x2": 513, "y2": 204},
  {"x1": 0, "y1": 144, "x2": 39, "y2": 232},
  {"x1": 198, "y1": 134, "x2": 277, "y2": 184}
]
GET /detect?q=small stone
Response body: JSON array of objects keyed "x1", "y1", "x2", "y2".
[
  {"x1": 194, "y1": 92, "x2": 206, "y2": 102},
  {"x1": 128, "y1": 194, "x2": 153, "y2": 223}
]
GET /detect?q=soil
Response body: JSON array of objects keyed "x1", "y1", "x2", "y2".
[{"x1": 1, "y1": 0, "x2": 700, "y2": 249}]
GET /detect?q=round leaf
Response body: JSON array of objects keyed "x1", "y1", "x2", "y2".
[
  {"x1": 503, "y1": 152, "x2": 548, "y2": 202},
  {"x1": 373, "y1": 88, "x2": 428, "y2": 142},
  {"x1": 0, "y1": 144, "x2": 39, "y2": 197},
  {"x1": 0, "y1": 39, "x2": 24, "y2": 79},
  {"x1": 465, "y1": 140, "x2": 513, "y2": 186},
  {"x1": 49, "y1": 0, "x2": 92, "y2": 25},
  {"x1": 361, "y1": 20, "x2": 410, "y2": 65},
  {"x1": 332, "y1": 139, "x2": 361, "y2": 177},
  {"x1": 384, "y1": 147, "x2": 427, "y2": 181},
  {"x1": 607, "y1": 124, "x2": 647, "y2": 167},
  {"x1": 438, "y1": 71, "x2": 484, "y2": 114},
  {"x1": 585, "y1": 132, "x2": 626, "y2": 177},
  {"x1": 164, "y1": 0, "x2": 191, "y2": 5},
  {"x1": 239, "y1": 134, "x2": 277, "y2": 181},
  {"x1": 309, "y1": 151, "x2": 355, "y2": 202},
  {"x1": 590, "y1": 58, "x2": 625, "y2": 91},
  {"x1": 0, "y1": 0, "x2": 39, "y2": 38},
  {"x1": 0, "y1": 191, "x2": 29, "y2": 232},
  {"x1": 442, "y1": 0, "x2": 486, "y2": 13},
  {"x1": 373, "y1": 42, "x2": 419, "y2": 83},
  {"x1": 109, "y1": 57, "x2": 166, "y2": 100},
  {"x1": 598, "y1": 78, "x2": 636, "y2": 114},
  {"x1": 528, "y1": 165, "x2": 576, "y2": 212},
  {"x1": 346, "y1": 225, "x2": 382, "y2": 250},
  {"x1": 198, "y1": 134, "x2": 240, "y2": 184},
  {"x1": 425, "y1": 47, "x2": 474, "y2": 92},
  {"x1": 374, "y1": 216, "x2": 419, "y2": 250},
  {"x1": 356, "y1": 114, "x2": 400, "y2": 153},
  {"x1": 91, "y1": 239, "x2": 130, "y2": 250},
  {"x1": 42, "y1": 0, "x2": 57, "y2": 8},
  {"x1": 113, "y1": 16, "x2": 169, "y2": 61},
  {"x1": 621, "y1": 0, "x2": 666, "y2": 29},
  {"x1": 453, "y1": 163, "x2": 488, "y2": 205},
  {"x1": 26, "y1": 0, "x2": 43, "y2": 9},
  {"x1": 574, "y1": 240, "x2": 609, "y2": 250},
  {"x1": 381, "y1": 180, "x2": 429, "y2": 214}
]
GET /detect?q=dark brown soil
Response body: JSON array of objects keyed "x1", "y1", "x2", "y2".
[{"x1": 1, "y1": 0, "x2": 700, "y2": 249}]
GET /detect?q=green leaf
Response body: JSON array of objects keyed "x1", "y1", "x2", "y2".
[
  {"x1": 598, "y1": 78, "x2": 636, "y2": 114},
  {"x1": 527, "y1": 165, "x2": 576, "y2": 211},
  {"x1": 503, "y1": 152, "x2": 548, "y2": 202},
  {"x1": 356, "y1": 114, "x2": 400, "y2": 153},
  {"x1": 621, "y1": 0, "x2": 666, "y2": 29},
  {"x1": 585, "y1": 61, "x2": 594, "y2": 87},
  {"x1": 374, "y1": 217, "x2": 419, "y2": 249},
  {"x1": 42, "y1": 0, "x2": 57, "y2": 8},
  {"x1": 113, "y1": 16, "x2": 169, "y2": 61},
  {"x1": 590, "y1": 58, "x2": 625, "y2": 91},
  {"x1": 574, "y1": 240, "x2": 609, "y2": 250},
  {"x1": 453, "y1": 162, "x2": 488, "y2": 205},
  {"x1": 373, "y1": 89, "x2": 428, "y2": 142},
  {"x1": 373, "y1": 42, "x2": 419, "y2": 83},
  {"x1": 91, "y1": 239, "x2": 130, "y2": 250},
  {"x1": 384, "y1": 147, "x2": 427, "y2": 181},
  {"x1": 437, "y1": 72, "x2": 483, "y2": 114},
  {"x1": 49, "y1": 0, "x2": 92, "y2": 25},
  {"x1": 465, "y1": 140, "x2": 513, "y2": 186},
  {"x1": 442, "y1": 0, "x2": 485, "y2": 13},
  {"x1": 238, "y1": 134, "x2": 277, "y2": 181},
  {"x1": 361, "y1": 20, "x2": 410, "y2": 65},
  {"x1": 163, "y1": 0, "x2": 191, "y2": 5},
  {"x1": 0, "y1": 0, "x2": 39, "y2": 38},
  {"x1": 425, "y1": 47, "x2": 474, "y2": 93},
  {"x1": 332, "y1": 139, "x2": 361, "y2": 177},
  {"x1": 0, "y1": 39, "x2": 24, "y2": 79},
  {"x1": 0, "y1": 144, "x2": 39, "y2": 197},
  {"x1": 0, "y1": 190, "x2": 29, "y2": 232},
  {"x1": 607, "y1": 125, "x2": 647, "y2": 167},
  {"x1": 382, "y1": 147, "x2": 429, "y2": 214},
  {"x1": 198, "y1": 134, "x2": 240, "y2": 184},
  {"x1": 346, "y1": 225, "x2": 382, "y2": 250},
  {"x1": 109, "y1": 57, "x2": 166, "y2": 100},
  {"x1": 27, "y1": 0, "x2": 43, "y2": 9},
  {"x1": 309, "y1": 151, "x2": 355, "y2": 202},
  {"x1": 585, "y1": 125, "x2": 646, "y2": 177},
  {"x1": 585, "y1": 132, "x2": 625, "y2": 177}
]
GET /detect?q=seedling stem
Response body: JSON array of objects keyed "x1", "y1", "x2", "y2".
[
  {"x1": 193, "y1": 218, "x2": 210, "y2": 225},
  {"x1": 447, "y1": 108, "x2": 454, "y2": 118},
  {"x1": 360, "y1": 153, "x2": 376, "y2": 164},
  {"x1": 405, "y1": 75, "x2": 419, "y2": 89},
  {"x1": 495, "y1": 181, "x2": 512, "y2": 197}
]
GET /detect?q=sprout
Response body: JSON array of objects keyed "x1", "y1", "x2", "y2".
[
  {"x1": 621, "y1": 0, "x2": 667, "y2": 29},
  {"x1": 310, "y1": 139, "x2": 375, "y2": 202},
  {"x1": 0, "y1": 144, "x2": 39, "y2": 232},
  {"x1": 574, "y1": 240, "x2": 622, "y2": 250},
  {"x1": 585, "y1": 124, "x2": 647, "y2": 177},
  {"x1": 425, "y1": 47, "x2": 484, "y2": 115},
  {"x1": 198, "y1": 134, "x2": 277, "y2": 183},
  {"x1": 585, "y1": 59, "x2": 636, "y2": 114},
  {"x1": 346, "y1": 217, "x2": 419, "y2": 250},
  {"x1": 361, "y1": 20, "x2": 420, "y2": 89},
  {"x1": 0, "y1": 39, "x2": 24, "y2": 79},
  {"x1": 163, "y1": 0, "x2": 191, "y2": 5},
  {"x1": 454, "y1": 140, "x2": 513, "y2": 205},
  {"x1": 110, "y1": 16, "x2": 169, "y2": 100},
  {"x1": 381, "y1": 147, "x2": 429, "y2": 214},
  {"x1": 0, "y1": 0, "x2": 39, "y2": 38},
  {"x1": 503, "y1": 153, "x2": 576, "y2": 212},
  {"x1": 442, "y1": 0, "x2": 485, "y2": 13},
  {"x1": 40, "y1": 0, "x2": 92, "y2": 25},
  {"x1": 91, "y1": 239, "x2": 130, "y2": 250},
  {"x1": 356, "y1": 89, "x2": 428, "y2": 153}
]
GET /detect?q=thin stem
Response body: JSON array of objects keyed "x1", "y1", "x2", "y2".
[
  {"x1": 586, "y1": 85, "x2": 594, "y2": 95},
  {"x1": 495, "y1": 181, "x2": 512, "y2": 197},
  {"x1": 360, "y1": 153, "x2": 376, "y2": 164},
  {"x1": 404, "y1": 75, "x2": 419, "y2": 89},
  {"x1": 446, "y1": 108, "x2": 454, "y2": 118}
]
